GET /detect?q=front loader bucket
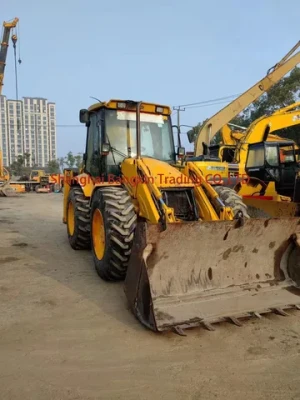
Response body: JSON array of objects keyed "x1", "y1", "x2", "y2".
[
  {"x1": 0, "y1": 183, "x2": 18, "y2": 197},
  {"x1": 124, "y1": 218, "x2": 300, "y2": 333}
]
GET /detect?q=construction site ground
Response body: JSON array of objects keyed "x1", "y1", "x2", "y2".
[{"x1": 1, "y1": 193, "x2": 300, "y2": 400}]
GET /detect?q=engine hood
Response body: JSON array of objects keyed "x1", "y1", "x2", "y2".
[{"x1": 121, "y1": 157, "x2": 195, "y2": 188}]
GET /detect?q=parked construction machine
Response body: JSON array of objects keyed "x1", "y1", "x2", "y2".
[
  {"x1": 63, "y1": 99, "x2": 300, "y2": 334},
  {"x1": 185, "y1": 41, "x2": 300, "y2": 183},
  {"x1": 180, "y1": 42, "x2": 300, "y2": 218},
  {"x1": 209, "y1": 102, "x2": 300, "y2": 174},
  {"x1": 202, "y1": 102, "x2": 300, "y2": 217},
  {"x1": 234, "y1": 138, "x2": 300, "y2": 217},
  {"x1": 0, "y1": 17, "x2": 19, "y2": 95},
  {"x1": 0, "y1": 17, "x2": 20, "y2": 197}
]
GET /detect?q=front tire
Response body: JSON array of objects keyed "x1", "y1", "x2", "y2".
[
  {"x1": 91, "y1": 187, "x2": 137, "y2": 281},
  {"x1": 67, "y1": 186, "x2": 91, "y2": 250}
]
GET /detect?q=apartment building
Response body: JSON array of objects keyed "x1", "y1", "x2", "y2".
[{"x1": 0, "y1": 95, "x2": 57, "y2": 167}]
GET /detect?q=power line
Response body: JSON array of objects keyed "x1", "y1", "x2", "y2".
[
  {"x1": 173, "y1": 93, "x2": 241, "y2": 109},
  {"x1": 178, "y1": 98, "x2": 239, "y2": 110},
  {"x1": 0, "y1": 94, "x2": 240, "y2": 128}
]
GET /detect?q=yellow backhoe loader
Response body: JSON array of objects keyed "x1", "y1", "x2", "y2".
[{"x1": 63, "y1": 99, "x2": 300, "y2": 334}]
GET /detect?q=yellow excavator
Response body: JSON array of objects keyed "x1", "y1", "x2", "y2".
[
  {"x1": 63, "y1": 99, "x2": 300, "y2": 334},
  {"x1": 180, "y1": 42, "x2": 300, "y2": 218},
  {"x1": 185, "y1": 41, "x2": 300, "y2": 184},
  {"x1": 208, "y1": 103, "x2": 300, "y2": 218},
  {"x1": 209, "y1": 102, "x2": 300, "y2": 175}
]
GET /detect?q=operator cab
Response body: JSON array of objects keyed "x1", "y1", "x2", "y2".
[
  {"x1": 245, "y1": 141, "x2": 299, "y2": 198},
  {"x1": 79, "y1": 100, "x2": 179, "y2": 180},
  {"x1": 207, "y1": 144, "x2": 236, "y2": 163}
]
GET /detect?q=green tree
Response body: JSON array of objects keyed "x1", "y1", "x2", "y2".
[
  {"x1": 74, "y1": 153, "x2": 83, "y2": 169},
  {"x1": 65, "y1": 151, "x2": 75, "y2": 168},
  {"x1": 23, "y1": 152, "x2": 31, "y2": 167},
  {"x1": 10, "y1": 155, "x2": 25, "y2": 176},
  {"x1": 48, "y1": 159, "x2": 60, "y2": 173},
  {"x1": 58, "y1": 157, "x2": 65, "y2": 172},
  {"x1": 230, "y1": 66, "x2": 300, "y2": 144},
  {"x1": 189, "y1": 66, "x2": 300, "y2": 146}
]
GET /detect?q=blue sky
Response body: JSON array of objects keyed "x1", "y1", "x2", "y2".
[{"x1": 3, "y1": 0, "x2": 300, "y2": 157}]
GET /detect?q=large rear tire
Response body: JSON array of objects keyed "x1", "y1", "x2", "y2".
[
  {"x1": 67, "y1": 186, "x2": 91, "y2": 250},
  {"x1": 91, "y1": 187, "x2": 137, "y2": 281},
  {"x1": 214, "y1": 186, "x2": 250, "y2": 219}
]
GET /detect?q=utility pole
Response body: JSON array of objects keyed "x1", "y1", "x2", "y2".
[{"x1": 173, "y1": 106, "x2": 185, "y2": 147}]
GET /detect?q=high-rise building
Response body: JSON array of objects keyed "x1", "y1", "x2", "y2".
[{"x1": 0, "y1": 95, "x2": 57, "y2": 167}]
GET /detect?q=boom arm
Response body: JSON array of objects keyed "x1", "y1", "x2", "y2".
[
  {"x1": 0, "y1": 17, "x2": 19, "y2": 95},
  {"x1": 194, "y1": 41, "x2": 300, "y2": 156}
]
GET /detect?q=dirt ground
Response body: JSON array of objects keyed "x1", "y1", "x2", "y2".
[{"x1": 0, "y1": 193, "x2": 300, "y2": 400}]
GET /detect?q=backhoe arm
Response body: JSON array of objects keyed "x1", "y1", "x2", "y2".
[
  {"x1": 135, "y1": 158, "x2": 177, "y2": 224},
  {"x1": 182, "y1": 161, "x2": 234, "y2": 220},
  {"x1": 194, "y1": 41, "x2": 300, "y2": 156}
]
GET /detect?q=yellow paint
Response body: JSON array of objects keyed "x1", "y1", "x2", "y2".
[
  {"x1": 88, "y1": 99, "x2": 172, "y2": 116},
  {"x1": 0, "y1": 18, "x2": 19, "y2": 95},
  {"x1": 140, "y1": 157, "x2": 195, "y2": 188},
  {"x1": 242, "y1": 197, "x2": 297, "y2": 217},
  {"x1": 234, "y1": 179, "x2": 297, "y2": 217},
  {"x1": 92, "y1": 209, "x2": 105, "y2": 260},
  {"x1": 63, "y1": 169, "x2": 73, "y2": 224},
  {"x1": 194, "y1": 43, "x2": 300, "y2": 156},
  {"x1": 181, "y1": 161, "x2": 234, "y2": 221},
  {"x1": 189, "y1": 161, "x2": 229, "y2": 184},
  {"x1": 67, "y1": 201, "x2": 75, "y2": 235},
  {"x1": 30, "y1": 170, "x2": 48, "y2": 182}
]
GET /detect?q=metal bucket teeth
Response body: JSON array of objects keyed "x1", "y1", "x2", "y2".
[{"x1": 125, "y1": 218, "x2": 300, "y2": 333}]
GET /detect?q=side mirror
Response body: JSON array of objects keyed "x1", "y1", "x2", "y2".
[
  {"x1": 79, "y1": 109, "x2": 90, "y2": 124},
  {"x1": 172, "y1": 125, "x2": 179, "y2": 133},
  {"x1": 187, "y1": 129, "x2": 196, "y2": 143},
  {"x1": 101, "y1": 143, "x2": 110, "y2": 156},
  {"x1": 177, "y1": 147, "x2": 185, "y2": 158}
]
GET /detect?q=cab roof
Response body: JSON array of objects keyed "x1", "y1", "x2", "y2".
[{"x1": 87, "y1": 99, "x2": 172, "y2": 115}]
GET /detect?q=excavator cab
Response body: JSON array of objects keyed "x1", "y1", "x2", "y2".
[{"x1": 246, "y1": 141, "x2": 300, "y2": 199}]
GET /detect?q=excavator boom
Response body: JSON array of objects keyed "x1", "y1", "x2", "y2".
[{"x1": 194, "y1": 41, "x2": 300, "y2": 156}]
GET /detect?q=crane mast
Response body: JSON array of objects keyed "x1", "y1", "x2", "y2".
[{"x1": 0, "y1": 17, "x2": 19, "y2": 95}]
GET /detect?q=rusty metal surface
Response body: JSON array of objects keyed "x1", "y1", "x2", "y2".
[{"x1": 125, "y1": 217, "x2": 300, "y2": 333}]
